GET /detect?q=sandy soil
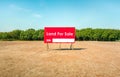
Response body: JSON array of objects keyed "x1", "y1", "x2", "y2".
[{"x1": 0, "y1": 41, "x2": 120, "y2": 77}]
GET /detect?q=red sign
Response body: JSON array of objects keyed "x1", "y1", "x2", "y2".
[{"x1": 44, "y1": 27, "x2": 75, "y2": 43}]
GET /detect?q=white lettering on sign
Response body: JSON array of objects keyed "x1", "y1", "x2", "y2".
[
  {"x1": 46, "y1": 32, "x2": 56, "y2": 36},
  {"x1": 65, "y1": 32, "x2": 73, "y2": 36},
  {"x1": 57, "y1": 32, "x2": 64, "y2": 36},
  {"x1": 46, "y1": 32, "x2": 73, "y2": 36}
]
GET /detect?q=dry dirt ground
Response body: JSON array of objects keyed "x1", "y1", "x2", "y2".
[{"x1": 0, "y1": 41, "x2": 120, "y2": 77}]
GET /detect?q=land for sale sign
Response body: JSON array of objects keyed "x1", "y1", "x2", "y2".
[{"x1": 44, "y1": 27, "x2": 75, "y2": 43}]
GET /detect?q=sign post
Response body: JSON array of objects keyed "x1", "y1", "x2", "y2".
[
  {"x1": 59, "y1": 43, "x2": 61, "y2": 49},
  {"x1": 70, "y1": 43, "x2": 72, "y2": 50},
  {"x1": 44, "y1": 27, "x2": 75, "y2": 50},
  {"x1": 47, "y1": 43, "x2": 49, "y2": 50}
]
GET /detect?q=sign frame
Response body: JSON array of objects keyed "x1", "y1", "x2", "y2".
[{"x1": 44, "y1": 27, "x2": 75, "y2": 43}]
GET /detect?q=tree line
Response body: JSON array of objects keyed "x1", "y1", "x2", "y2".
[
  {"x1": 0, "y1": 29, "x2": 44, "y2": 41},
  {"x1": 0, "y1": 28, "x2": 120, "y2": 41},
  {"x1": 76, "y1": 28, "x2": 120, "y2": 41}
]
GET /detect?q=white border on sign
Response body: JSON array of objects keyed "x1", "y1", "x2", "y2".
[{"x1": 52, "y1": 38, "x2": 75, "y2": 43}]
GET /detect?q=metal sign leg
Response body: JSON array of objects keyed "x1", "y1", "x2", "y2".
[
  {"x1": 59, "y1": 43, "x2": 61, "y2": 49},
  {"x1": 47, "y1": 43, "x2": 49, "y2": 50},
  {"x1": 70, "y1": 43, "x2": 73, "y2": 50}
]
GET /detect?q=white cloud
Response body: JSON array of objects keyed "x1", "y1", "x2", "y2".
[
  {"x1": 33, "y1": 13, "x2": 42, "y2": 18},
  {"x1": 9, "y1": 4, "x2": 30, "y2": 12},
  {"x1": 9, "y1": 4, "x2": 42, "y2": 19}
]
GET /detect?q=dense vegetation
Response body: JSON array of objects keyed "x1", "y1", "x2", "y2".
[
  {"x1": 0, "y1": 28, "x2": 120, "y2": 41},
  {"x1": 76, "y1": 28, "x2": 120, "y2": 41},
  {"x1": 0, "y1": 29, "x2": 44, "y2": 41}
]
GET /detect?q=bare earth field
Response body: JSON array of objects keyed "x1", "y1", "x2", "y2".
[{"x1": 0, "y1": 41, "x2": 120, "y2": 77}]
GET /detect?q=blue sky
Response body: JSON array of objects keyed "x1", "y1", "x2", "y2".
[{"x1": 0, "y1": 0, "x2": 120, "y2": 32}]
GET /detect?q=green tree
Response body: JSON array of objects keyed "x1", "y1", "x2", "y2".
[
  {"x1": 79, "y1": 28, "x2": 93, "y2": 40},
  {"x1": 93, "y1": 29, "x2": 104, "y2": 41},
  {"x1": 38, "y1": 29, "x2": 44, "y2": 40},
  {"x1": 108, "y1": 30, "x2": 119, "y2": 41},
  {"x1": 0, "y1": 32, "x2": 9, "y2": 40},
  {"x1": 20, "y1": 28, "x2": 35, "y2": 40},
  {"x1": 10, "y1": 30, "x2": 22, "y2": 40},
  {"x1": 118, "y1": 30, "x2": 120, "y2": 40},
  {"x1": 75, "y1": 29, "x2": 80, "y2": 40},
  {"x1": 32, "y1": 30, "x2": 40, "y2": 40}
]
